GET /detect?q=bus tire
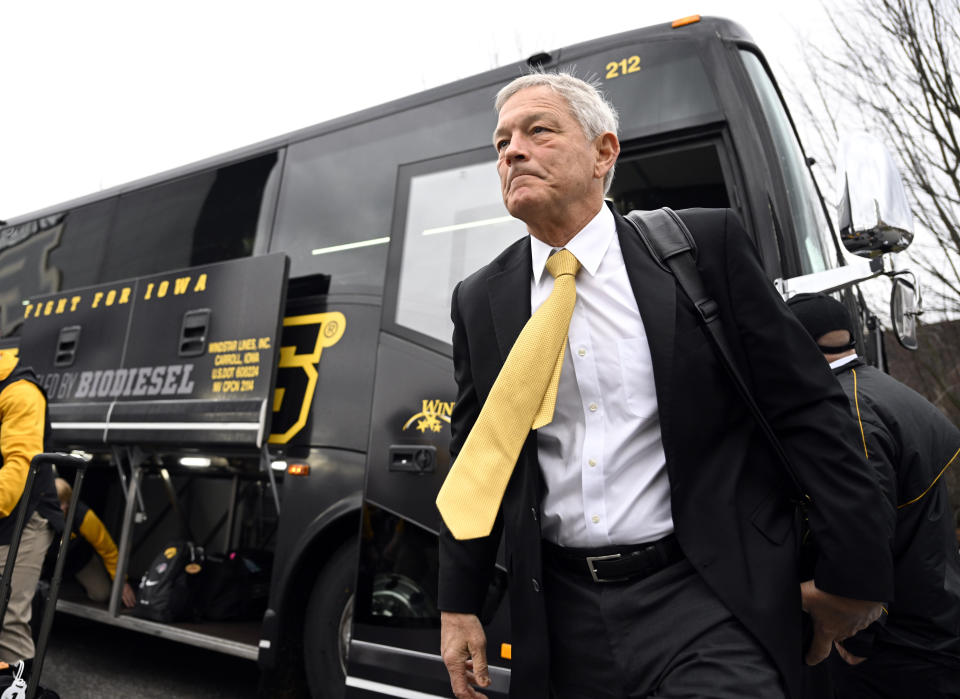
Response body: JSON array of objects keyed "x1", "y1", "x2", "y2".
[{"x1": 303, "y1": 539, "x2": 357, "y2": 698}]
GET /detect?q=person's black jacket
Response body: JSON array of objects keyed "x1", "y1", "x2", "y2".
[
  {"x1": 440, "y1": 207, "x2": 895, "y2": 699},
  {"x1": 834, "y1": 358, "x2": 960, "y2": 667}
]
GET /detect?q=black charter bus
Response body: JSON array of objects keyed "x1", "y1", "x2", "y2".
[{"x1": 0, "y1": 16, "x2": 915, "y2": 699}]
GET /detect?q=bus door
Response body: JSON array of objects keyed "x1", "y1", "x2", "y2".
[{"x1": 346, "y1": 148, "x2": 516, "y2": 698}]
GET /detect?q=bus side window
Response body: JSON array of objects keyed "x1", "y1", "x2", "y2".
[
  {"x1": 739, "y1": 50, "x2": 833, "y2": 274},
  {"x1": 271, "y1": 133, "x2": 396, "y2": 297},
  {"x1": 97, "y1": 154, "x2": 277, "y2": 283},
  {"x1": 390, "y1": 151, "x2": 523, "y2": 346}
]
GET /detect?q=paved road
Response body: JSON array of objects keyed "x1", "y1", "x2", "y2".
[{"x1": 39, "y1": 613, "x2": 260, "y2": 698}]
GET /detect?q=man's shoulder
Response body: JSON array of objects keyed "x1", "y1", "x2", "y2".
[
  {"x1": 616, "y1": 206, "x2": 730, "y2": 230},
  {"x1": 671, "y1": 207, "x2": 733, "y2": 229},
  {"x1": 836, "y1": 365, "x2": 887, "y2": 425},
  {"x1": 674, "y1": 208, "x2": 747, "y2": 247},
  {"x1": 850, "y1": 363, "x2": 924, "y2": 404},
  {"x1": 842, "y1": 363, "x2": 956, "y2": 431},
  {"x1": 0, "y1": 366, "x2": 45, "y2": 410},
  {"x1": 620, "y1": 207, "x2": 742, "y2": 256},
  {"x1": 0, "y1": 365, "x2": 42, "y2": 394}
]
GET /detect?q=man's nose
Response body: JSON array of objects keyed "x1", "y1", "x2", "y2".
[{"x1": 503, "y1": 136, "x2": 527, "y2": 163}]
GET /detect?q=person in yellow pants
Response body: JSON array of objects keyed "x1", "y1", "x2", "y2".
[{"x1": 51, "y1": 478, "x2": 135, "y2": 608}]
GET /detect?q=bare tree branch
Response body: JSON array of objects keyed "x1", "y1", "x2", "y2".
[
  {"x1": 789, "y1": 0, "x2": 960, "y2": 429},
  {"x1": 793, "y1": 0, "x2": 960, "y2": 314}
]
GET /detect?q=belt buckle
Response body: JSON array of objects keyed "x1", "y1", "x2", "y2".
[{"x1": 585, "y1": 553, "x2": 625, "y2": 583}]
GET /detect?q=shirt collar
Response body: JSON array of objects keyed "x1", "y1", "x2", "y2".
[
  {"x1": 530, "y1": 204, "x2": 615, "y2": 285},
  {"x1": 829, "y1": 353, "x2": 859, "y2": 370}
]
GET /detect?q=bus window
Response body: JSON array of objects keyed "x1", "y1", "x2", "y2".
[
  {"x1": 98, "y1": 154, "x2": 277, "y2": 283},
  {"x1": 51, "y1": 200, "x2": 116, "y2": 290},
  {"x1": 0, "y1": 199, "x2": 117, "y2": 337},
  {"x1": 390, "y1": 139, "x2": 733, "y2": 347},
  {"x1": 271, "y1": 82, "x2": 499, "y2": 296},
  {"x1": 271, "y1": 132, "x2": 398, "y2": 296},
  {"x1": 739, "y1": 50, "x2": 832, "y2": 274},
  {"x1": 392, "y1": 151, "x2": 523, "y2": 346},
  {"x1": 608, "y1": 139, "x2": 732, "y2": 213}
]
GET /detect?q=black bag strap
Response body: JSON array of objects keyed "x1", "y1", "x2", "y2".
[{"x1": 625, "y1": 208, "x2": 808, "y2": 502}]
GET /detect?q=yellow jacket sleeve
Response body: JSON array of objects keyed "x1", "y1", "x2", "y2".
[
  {"x1": 0, "y1": 380, "x2": 46, "y2": 518},
  {"x1": 77, "y1": 508, "x2": 120, "y2": 579}
]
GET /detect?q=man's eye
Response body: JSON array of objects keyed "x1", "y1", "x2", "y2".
[
  {"x1": 532, "y1": 126, "x2": 547, "y2": 134},
  {"x1": 496, "y1": 140, "x2": 509, "y2": 151}
]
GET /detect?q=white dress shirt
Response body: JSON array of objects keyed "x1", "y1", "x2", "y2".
[{"x1": 530, "y1": 204, "x2": 674, "y2": 548}]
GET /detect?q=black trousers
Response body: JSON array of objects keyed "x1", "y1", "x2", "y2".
[
  {"x1": 828, "y1": 648, "x2": 960, "y2": 699},
  {"x1": 543, "y1": 556, "x2": 785, "y2": 699}
]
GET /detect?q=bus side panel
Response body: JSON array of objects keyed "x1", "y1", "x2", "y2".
[
  {"x1": 268, "y1": 297, "x2": 380, "y2": 453},
  {"x1": 260, "y1": 296, "x2": 378, "y2": 668},
  {"x1": 347, "y1": 331, "x2": 511, "y2": 695}
]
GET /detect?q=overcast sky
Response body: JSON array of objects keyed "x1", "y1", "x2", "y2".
[{"x1": 1, "y1": 0, "x2": 838, "y2": 221}]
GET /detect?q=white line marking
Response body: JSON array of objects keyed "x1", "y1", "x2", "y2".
[{"x1": 53, "y1": 422, "x2": 261, "y2": 431}]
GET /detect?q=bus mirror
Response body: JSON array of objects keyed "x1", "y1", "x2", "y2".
[
  {"x1": 836, "y1": 133, "x2": 914, "y2": 258},
  {"x1": 890, "y1": 275, "x2": 921, "y2": 351}
]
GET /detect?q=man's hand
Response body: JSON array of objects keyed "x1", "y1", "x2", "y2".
[
  {"x1": 833, "y1": 640, "x2": 867, "y2": 666},
  {"x1": 121, "y1": 581, "x2": 137, "y2": 608},
  {"x1": 800, "y1": 580, "x2": 883, "y2": 665},
  {"x1": 441, "y1": 611, "x2": 490, "y2": 698}
]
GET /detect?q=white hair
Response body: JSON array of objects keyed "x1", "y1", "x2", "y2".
[{"x1": 495, "y1": 71, "x2": 620, "y2": 193}]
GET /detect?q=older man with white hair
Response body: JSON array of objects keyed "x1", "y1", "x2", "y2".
[{"x1": 436, "y1": 72, "x2": 894, "y2": 699}]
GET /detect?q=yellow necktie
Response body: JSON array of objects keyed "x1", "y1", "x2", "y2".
[{"x1": 436, "y1": 249, "x2": 581, "y2": 540}]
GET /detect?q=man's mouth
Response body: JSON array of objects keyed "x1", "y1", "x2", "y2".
[{"x1": 509, "y1": 173, "x2": 538, "y2": 189}]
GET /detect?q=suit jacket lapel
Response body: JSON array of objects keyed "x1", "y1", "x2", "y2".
[
  {"x1": 487, "y1": 236, "x2": 532, "y2": 362},
  {"x1": 616, "y1": 214, "x2": 678, "y2": 431}
]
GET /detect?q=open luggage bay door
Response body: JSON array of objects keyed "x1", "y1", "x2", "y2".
[{"x1": 19, "y1": 253, "x2": 289, "y2": 450}]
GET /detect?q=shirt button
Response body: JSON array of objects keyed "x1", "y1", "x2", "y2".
[
  {"x1": 588, "y1": 403, "x2": 598, "y2": 412},
  {"x1": 577, "y1": 347, "x2": 586, "y2": 357},
  {"x1": 532, "y1": 578, "x2": 541, "y2": 592},
  {"x1": 591, "y1": 515, "x2": 600, "y2": 524},
  {"x1": 588, "y1": 459, "x2": 597, "y2": 468},
  {"x1": 531, "y1": 507, "x2": 538, "y2": 521}
]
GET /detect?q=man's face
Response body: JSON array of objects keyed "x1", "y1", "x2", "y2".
[{"x1": 493, "y1": 86, "x2": 606, "y2": 229}]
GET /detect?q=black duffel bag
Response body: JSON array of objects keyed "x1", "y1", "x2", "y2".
[{"x1": 197, "y1": 549, "x2": 271, "y2": 621}]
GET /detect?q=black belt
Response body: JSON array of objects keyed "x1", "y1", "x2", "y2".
[{"x1": 543, "y1": 534, "x2": 683, "y2": 584}]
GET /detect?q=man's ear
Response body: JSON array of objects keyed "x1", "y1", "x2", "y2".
[{"x1": 594, "y1": 132, "x2": 620, "y2": 180}]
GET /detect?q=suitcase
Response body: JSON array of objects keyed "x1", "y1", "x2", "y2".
[{"x1": 0, "y1": 453, "x2": 89, "y2": 699}]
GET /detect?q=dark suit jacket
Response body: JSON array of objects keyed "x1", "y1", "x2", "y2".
[
  {"x1": 834, "y1": 359, "x2": 960, "y2": 667},
  {"x1": 439, "y1": 207, "x2": 895, "y2": 699}
]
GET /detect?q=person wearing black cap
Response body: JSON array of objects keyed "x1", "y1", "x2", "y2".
[{"x1": 788, "y1": 292, "x2": 960, "y2": 698}]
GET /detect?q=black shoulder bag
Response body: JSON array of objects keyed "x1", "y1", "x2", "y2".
[{"x1": 625, "y1": 208, "x2": 814, "y2": 574}]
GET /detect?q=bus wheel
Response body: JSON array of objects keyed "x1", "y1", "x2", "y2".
[{"x1": 304, "y1": 540, "x2": 357, "y2": 698}]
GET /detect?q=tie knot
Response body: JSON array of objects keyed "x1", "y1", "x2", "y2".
[{"x1": 545, "y1": 249, "x2": 581, "y2": 280}]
